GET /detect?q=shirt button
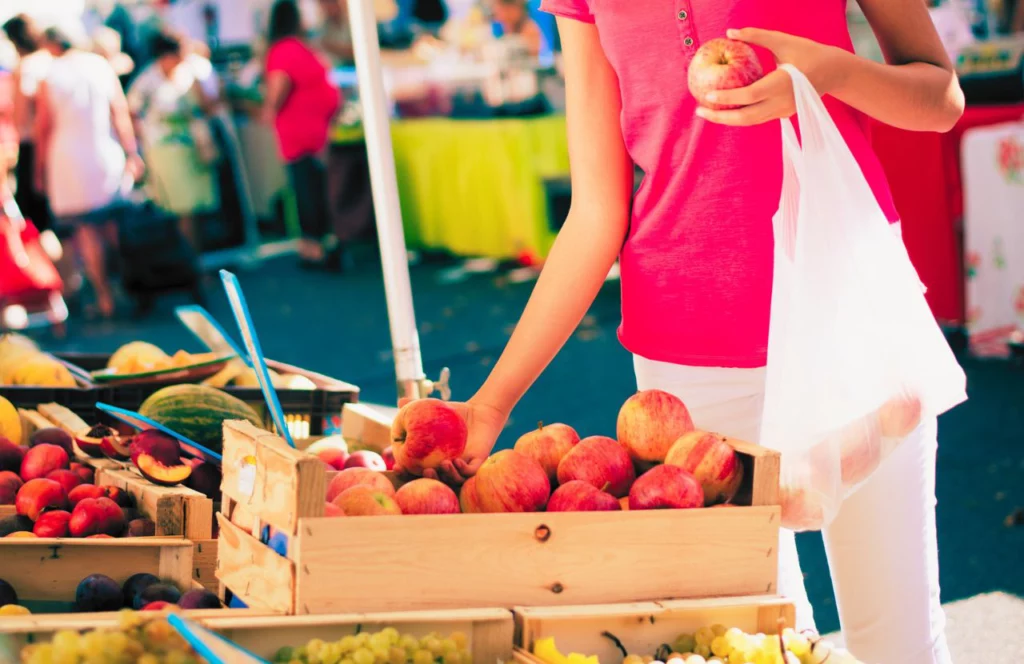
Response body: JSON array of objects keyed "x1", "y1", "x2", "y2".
[
  {"x1": 684, "y1": 37, "x2": 694, "y2": 46},
  {"x1": 677, "y1": 10, "x2": 687, "y2": 19}
]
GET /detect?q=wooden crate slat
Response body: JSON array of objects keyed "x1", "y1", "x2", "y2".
[
  {"x1": 221, "y1": 421, "x2": 324, "y2": 537},
  {"x1": 216, "y1": 513, "x2": 296, "y2": 614},
  {"x1": 192, "y1": 539, "x2": 220, "y2": 593},
  {"x1": 95, "y1": 467, "x2": 213, "y2": 539}
]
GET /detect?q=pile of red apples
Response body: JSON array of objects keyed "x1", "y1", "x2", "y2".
[{"x1": 318, "y1": 391, "x2": 746, "y2": 517}]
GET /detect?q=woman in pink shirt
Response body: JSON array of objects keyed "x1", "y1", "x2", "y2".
[
  {"x1": 263, "y1": 0, "x2": 342, "y2": 268},
  {"x1": 422, "y1": 1, "x2": 964, "y2": 662}
]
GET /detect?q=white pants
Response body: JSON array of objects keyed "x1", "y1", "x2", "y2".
[{"x1": 634, "y1": 356, "x2": 951, "y2": 664}]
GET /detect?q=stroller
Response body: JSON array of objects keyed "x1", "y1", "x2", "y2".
[{"x1": 0, "y1": 194, "x2": 68, "y2": 334}]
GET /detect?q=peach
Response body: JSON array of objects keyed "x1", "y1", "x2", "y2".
[
  {"x1": 45, "y1": 469, "x2": 84, "y2": 496},
  {"x1": 556, "y1": 436, "x2": 636, "y2": 498},
  {"x1": 664, "y1": 431, "x2": 744, "y2": 506},
  {"x1": 326, "y1": 468, "x2": 395, "y2": 503},
  {"x1": 19, "y1": 444, "x2": 70, "y2": 482},
  {"x1": 475, "y1": 449, "x2": 550, "y2": 513},
  {"x1": 333, "y1": 486, "x2": 402, "y2": 516},
  {"x1": 0, "y1": 471, "x2": 23, "y2": 505},
  {"x1": 69, "y1": 462, "x2": 94, "y2": 485},
  {"x1": 100, "y1": 434, "x2": 132, "y2": 461},
  {"x1": 75, "y1": 424, "x2": 116, "y2": 459},
  {"x1": 0, "y1": 439, "x2": 25, "y2": 473},
  {"x1": 513, "y1": 423, "x2": 580, "y2": 484},
  {"x1": 547, "y1": 481, "x2": 621, "y2": 512},
  {"x1": 459, "y1": 476, "x2": 482, "y2": 514},
  {"x1": 395, "y1": 478, "x2": 460, "y2": 515},
  {"x1": 67, "y1": 484, "x2": 106, "y2": 508},
  {"x1": 33, "y1": 510, "x2": 72, "y2": 537},
  {"x1": 15, "y1": 478, "x2": 69, "y2": 520},
  {"x1": 628, "y1": 466, "x2": 703, "y2": 510},
  {"x1": 102, "y1": 486, "x2": 134, "y2": 508},
  {"x1": 616, "y1": 390, "x2": 694, "y2": 463},
  {"x1": 136, "y1": 454, "x2": 192, "y2": 487},
  {"x1": 130, "y1": 430, "x2": 182, "y2": 467},
  {"x1": 390, "y1": 399, "x2": 468, "y2": 476},
  {"x1": 68, "y1": 497, "x2": 126, "y2": 537}
]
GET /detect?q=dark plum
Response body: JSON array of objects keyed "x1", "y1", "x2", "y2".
[
  {"x1": 29, "y1": 428, "x2": 74, "y2": 457},
  {"x1": 177, "y1": 589, "x2": 221, "y2": 609},
  {"x1": 74, "y1": 574, "x2": 122, "y2": 612},
  {"x1": 136, "y1": 583, "x2": 181, "y2": 609},
  {"x1": 0, "y1": 578, "x2": 17, "y2": 607},
  {"x1": 0, "y1": 439, "x2": 25, "y2": 473},
  {"x1": 0, "y1": 515, "x2": 34, "y2": 537},
  {"x1": 122, "y1": 573, "x2": 159, "y2": 609},
  {"x1": 125, "y1": 518, "x2": 156, "y2": 537},
  {"x1": 184, "y1": 462, "x2": 222, "y2": 499}
]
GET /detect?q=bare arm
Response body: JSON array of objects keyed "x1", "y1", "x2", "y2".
[
  {"x1": 110, "y1": 81, "x2": 139, "y2": 156},
  {"x1": 261, "y1": 71, "x2": 291, "y2": 124},
  {"x1": 472, "y1": 18, "x2": 633, "y2": 420},
  {"x1": 32, "y1": 82, "x2": 52, "y2": 191}
]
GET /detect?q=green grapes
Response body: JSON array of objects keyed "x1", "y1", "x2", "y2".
[
  {"x1": 20, "y1": 612, "x2": 201, "y2": 664},
  {"x1": 644, "y1": 625, "x2": 866, "y2": 664},
  {"x1": 276, "y1": 628, "x2": 473, "y2": 664}
]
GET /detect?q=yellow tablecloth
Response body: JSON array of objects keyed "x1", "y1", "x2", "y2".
[{"x1": 335, "y1": 114, "x2": 570, "y2": 259}]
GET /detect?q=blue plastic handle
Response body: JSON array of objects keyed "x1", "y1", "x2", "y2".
[
  {"x1": 219, "y1": 270, "x2": 296, "y2": 448},
  {"x1": 95, "y1": 402, "x2": 222, "y2": 463},
  {"x1": 167, "y1": 614, "x2": 269, "y2": 664},
  {"x1": 175, "y1": 304, "x2": 252, "y2": 367}
]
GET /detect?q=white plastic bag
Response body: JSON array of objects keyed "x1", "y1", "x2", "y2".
[{"x1": 762, "y1": 64, "x2": 967, "y2": 532}]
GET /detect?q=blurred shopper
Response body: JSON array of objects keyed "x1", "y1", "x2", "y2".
[
  {"x1": 91, "y1": 26, "x2": 136, "y2": 82},
  {"x1": 263, "y1": 0, "x2": 342, "y2": 269},
  {"x1": 127, "y1": 30, "x2": 218, "y2": 252},
  {"x1": 490, "y1": 0, "x2": 545, "y2": 56},
  {"x1": 2, "y1": 15, "x2": 53, "y2": 233},
  {"x1": 317, "y1": 0, "x2": 355, "y2": 66},
  {"x1": 34, "y1": 26, "x2": 142, "y2": 319}
]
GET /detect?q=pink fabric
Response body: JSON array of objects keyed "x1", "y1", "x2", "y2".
[
  {"x1": 266, "y1": 37, "x2": 341, "y2": 163},
  {"x1": 541, "y1": 0, "x2": 900, "y2": 368}
]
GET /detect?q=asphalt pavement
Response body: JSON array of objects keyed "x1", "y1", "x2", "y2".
[{"x1": 33, "y1": 248, "x2": 1024, "y2": 657}]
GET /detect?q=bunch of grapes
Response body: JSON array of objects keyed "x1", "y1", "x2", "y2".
[
  {"x1": 20, "y1": 610, "x2": 203, "y2": 664},
  {"x1": 273, "y1": 627, "x2": 472, "y2": 664},
  {"x1": 619, "y1": 625, "x2": 863, "y2": 664}
]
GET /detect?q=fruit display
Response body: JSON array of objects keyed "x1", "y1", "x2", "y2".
[
  {"x1": 686, "y1": 38, "x2": 765, "y2": 111},
  {"x1": 138, "y1": 384, "x2": 262, "y2": 453},
  {"x1": 272, "y1": 627, "x2": 473, "y2": 664},
  {"x1": 530, "y1": 627, "x2": 866, "y2": 664},
  {"x1": 106, "y1": 340, "x2": 221, "y2": 375},
  {"x1": 19, "y1": 610, "x2": 204, "y2": 663}
]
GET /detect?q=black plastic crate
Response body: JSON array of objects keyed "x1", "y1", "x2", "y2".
[
  {"x1": 0, "y1": 384, "x2": 103, "y2": 432},
  {"x1": 55, "y1": 353, "x2": 359, "y2": 439}
]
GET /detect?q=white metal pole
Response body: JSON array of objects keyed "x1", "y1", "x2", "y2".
[{"x1": 346, "y1": 0, "x2": 430, "y2": 401}]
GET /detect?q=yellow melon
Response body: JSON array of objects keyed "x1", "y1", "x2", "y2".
[
  {"x1": 233, "y1": 367, "x2": 283, "y2": 388},
  {"x1": 108, "y1": 341, "x2": 170, "y2": 374},
  {"x1": 8, "y1": 354, "x2": 77, "y2": 387},
  {"x1": 0, "y1": 396, "x2": 21, "y2": 444}
]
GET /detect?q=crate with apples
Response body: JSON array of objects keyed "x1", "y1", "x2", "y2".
[
  {"x1": 0, "y1": 606, "x2": 514, "y2": 663},
  {"x1": 216, "y1": 387, "x2": 781, "y2": 616},
  {"x1": 513, "y1": 595, "x2": 863, "y2": 664}
]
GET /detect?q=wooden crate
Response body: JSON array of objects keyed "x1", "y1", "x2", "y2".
[
  {"x1": 217, "y1": 421, "x2": 781, "y2": 616},
  {"x1": 514, "y1": 596, "x2": 796, "y2": 663},
  {"x1": 192, "y1": 539, "x2": 220, "y2": 594},
  {"x1": 0, "y1": 538, "x2": 194, "y2": 613},
  {"x1": 0, "y1": 608, "x2": 513, "y2": 664}
]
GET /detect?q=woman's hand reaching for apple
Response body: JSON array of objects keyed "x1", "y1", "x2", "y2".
[{"x1": 392, "y1": 398, "x2": 508, "y2": 486}]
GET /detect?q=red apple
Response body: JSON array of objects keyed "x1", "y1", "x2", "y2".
[
  {"x1": 316, "y1": 448, "x2": 348, "y2": 471},
  {"x1": 381, "y1": 446, "x2": 395, "y2": 470},
  {"x1": 687, "y1": 38, "x2": 764, "y2": 111},
  {"x1": 45, "y1": 469, "x2": 84, "y2": 496},
  {"x1": 325, "y1": 468, "x2": 395, "y2": 503},
  {"x1": 333, "y1": 486, "x2": 402, "y2": 516},
  {"x1": 664, "y1": 431, "x2": 744, "y2": 506},
  {"x1": 513, "y1": 423, "x2": 580, "y2": 484},
  {"x1": 390, "y1": 399, "x2": 468, "y2": 476},
  {"x1": 33, "y1": 510, "x2": 72, "y2": 537},
  {"x1": 20, "y1": 444, "x2": 70, "y2": 482},
  {"x1": 15, "y1": 478, "x2": 69, "y2": 521},
  {"x1": 395, "y1": 478, "x2": 460, "y2": 515},
  {"x1": 474, "y1": 449, "x2": 550, "y2": 513},
  {"x1": 0, "y1": 470, "x2": 23, "y2": 504},
  {"x1": 324, "y1": 501, "x2": 345, "y2": 517},
  {"x1": 628, "y1": 465, "x2": 704, "y2": 510},
  {"x1": 547, "y1": 481, "x2": 621, "y2": 512},
  {"x1": 459, "y1": 476, "x2": 483, "y2": 514},
  {"x1": 556, "y1": 436, "x2": 635, "y2": 498},
  {"x1": 343, "y1": 450, "x2": 387, "y2": 471},
  {"x1": 616, "y1": 390, "x2": 694, "y2": 464}
]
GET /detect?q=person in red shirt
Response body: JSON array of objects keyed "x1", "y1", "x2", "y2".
[
  {"x1": 263, "y1": 0, "x2": 342, "y2": 269},
  {"x1": 415, "y1": 2, "x2": 965, "y2": 662}
]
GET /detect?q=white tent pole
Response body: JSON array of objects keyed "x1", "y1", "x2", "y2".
[{"x1": 346, "y1": 0, "x2": 440, "y2": 401}]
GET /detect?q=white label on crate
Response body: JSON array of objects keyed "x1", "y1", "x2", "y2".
[{"x1": 236, "y1": 455, "x2": 257, "y2": 500}]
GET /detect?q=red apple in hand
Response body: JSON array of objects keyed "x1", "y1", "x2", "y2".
[
  {"x1": 629, "y1": 465, "x2": 704, "y2": 510},
  {"x1": 547, "y1": 481, "x2": 621, "y2": 512},
  {"x1": 687, "y1": 37, "x2": 764, "y2": 110},
  {"x1": 617, "y1": 390, "x2": 694, "y2": 464},
  {"x1": 390, "y1": 399, "x2": 468, "y2": 476},
  {"x1": 513, "y1": 423, "x2": 580, "y2": 484},
  {"x1": 556, "y1": 436, "x2": 635, "y2": 498},
  {"x1": 474, "y1": 449, "x2": 550, "y2": 513}
]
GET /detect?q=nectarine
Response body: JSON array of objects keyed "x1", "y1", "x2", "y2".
[
  {"x1": 20, "y1": 444, "x2": 69, "y2": 482},
  {"x1": 15, "y1": 478, "x2": 68, "y2": 520},
  {"x1": 68, "y1": 497, "x2": 125, "y2": 537}
]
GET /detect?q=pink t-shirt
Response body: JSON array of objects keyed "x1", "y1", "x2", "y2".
[
  {"x1": 541, "y1": 0, "x2": 900, "y2": 368},
  {"x1": 266, "y1": 37, "x2": 341, "y2": 162}
]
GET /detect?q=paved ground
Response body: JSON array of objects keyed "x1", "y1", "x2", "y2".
[{"x1": 33, "y1": 248, "x2": 1024, "y2": 651}]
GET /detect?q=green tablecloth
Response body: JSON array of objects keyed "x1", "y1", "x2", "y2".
[{"x1": 334, "y1": 114, "x2": 570, "y2": 260}]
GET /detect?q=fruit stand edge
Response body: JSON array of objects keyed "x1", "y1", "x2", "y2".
[{"x1": 215, "y1": 511, "x2": 296, "y2": 614}]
